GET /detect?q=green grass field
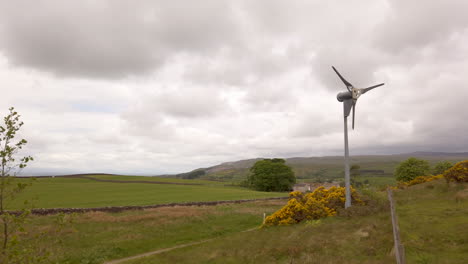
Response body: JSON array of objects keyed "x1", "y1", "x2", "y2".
[
  {"x1": 5, "y1": 178, "x2": 467, "y2": 263},
  {"x1": 7, "y1": 176, "x2": 287, "y2": 210},
  {"x1": 125, "y1": 180, "x2": 467, "y2": 264},
  {"x1": 13, "y1": 200, "x2": 286, "y2": 263},
  {"x1": 89, "y1": 175, "x2": 227, "y2": 185},
  {"x1": 354, "y1": 175, "x2": 397, "y2": 187}
]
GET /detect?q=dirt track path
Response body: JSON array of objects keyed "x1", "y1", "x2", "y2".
[{"x1": 104, "y1": 228, "x2": 257, "y2": 264}]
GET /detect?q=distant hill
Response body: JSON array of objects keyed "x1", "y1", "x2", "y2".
[
  {"x1": 174, "y1": 152, "x2": 468, "y2": 182},
  {"x1": 404, "y1": 151, "x2": 468, "y2": 157},
  {"x1": 174, "y1": 158, "x2": 262, "y2": 180}
]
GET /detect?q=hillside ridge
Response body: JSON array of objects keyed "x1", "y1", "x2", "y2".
[{"x1": 176, "y1": 151, "x2": 468, "y2": 181}]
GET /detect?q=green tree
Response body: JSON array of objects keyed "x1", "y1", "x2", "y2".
[
  {"x1": 248, "y1": 158, "x2": 295, "y2": 192},
  {"x1": 394, "y1": 157, "x2": 430, "y2": 182},
  {"x1": 433, "y1": 161, "x2": 453, "y2": 175},
  {"x1": 0, "y1": 107, "x2": 33, "y2": 259}
]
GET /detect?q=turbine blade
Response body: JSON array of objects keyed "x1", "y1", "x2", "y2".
[
  {"x1": 352, "y1": 100, "x2": 356, "y2": 130},
  {"x1": 332, "y1": 66, "x2": 353, "y2": 91},
  {"x1": 362, "y1": 83, "x2": 384, "y2": 94}
]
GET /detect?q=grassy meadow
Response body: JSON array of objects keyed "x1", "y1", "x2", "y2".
[
  {"x1": 354, "y1": 175, "x2": 397, "y2": 187},
  {"x1": 7, "y1": 176, "x2": 286, "y2": 210},
  {"x1": 124, "y1": 180, "x2": 467, "y2": 264},
  {"x1": 15, "y1": 200, "x2": 286, "y2": 263},
  {"x1": 8, "y1": 179, "x2": 467, "y2": 263},
  {"x1": 88, "y1": 174, "x2": 227, "y2": 185}
]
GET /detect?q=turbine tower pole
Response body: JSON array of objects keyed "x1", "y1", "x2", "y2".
[
  {"x1": 333, "y1": 65, "x2": 384, "y2": 209},
  {"x1": 343, "y1": 114, "x2": 351, "y2": 208}
]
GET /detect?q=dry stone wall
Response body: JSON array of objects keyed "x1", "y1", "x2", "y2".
[{"x1": 7, "y1": 197, "x2": 288, "y2": 216}]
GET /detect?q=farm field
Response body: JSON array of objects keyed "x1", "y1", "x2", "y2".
[
  {"x1": 7, "y1": 176, "x2": 287, "y2": 210},
  {"x1": 354, "y1": 175, "x2": 397, "y2": 187},
  {"x1": 14, "y1": 200, "x2": 286, "y2": 263},
  {"x1": 9, "y1": 179, "x2": 467, "y2": 264},
  {"x1": 123, "y1": 180, "x2": 468, "y2": 264},
  {"x1": 87, "y1": 174, "x2": 227, "y2": 185}
]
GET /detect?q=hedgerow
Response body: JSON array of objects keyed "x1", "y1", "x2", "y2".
[{"x1": 263, "y1": 186, "x2": 364, "y2": 226}]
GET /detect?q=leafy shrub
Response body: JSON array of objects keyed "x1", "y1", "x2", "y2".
[
  {"x1": 394, "y1": 157, "x2": 431, "y2": 182},
  {"x1": 443, "y1": 160, "x2": 468, "y2": 183},
  {"x1": 263, "y1": 186, "x2": 363, "y2": 226},
  {"x1": 433, "y1": 161, "x2": 453, "y2": 175}
]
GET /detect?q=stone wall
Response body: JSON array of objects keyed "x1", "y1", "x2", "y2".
[{"x1": 6, "y1": 197, "x2": 288, "y2": 216}]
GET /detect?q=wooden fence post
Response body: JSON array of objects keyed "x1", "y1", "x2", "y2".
[{"x1": 387, "y1": 188, "x2": 405, "y2": 264}]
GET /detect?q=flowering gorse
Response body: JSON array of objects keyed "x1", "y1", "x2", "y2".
[
  {"x1": 396, "y1": 160, "x2": 468, "y2": 187},
  {"x1": 263, "y1": 186, "x2": 364, "y2": 226},
  {"x1": 398, "y1": 174, "x2": 444, "y2": 188},
  {"x1": 443, "y1": 160, "x2": 468, "y2": 183}
]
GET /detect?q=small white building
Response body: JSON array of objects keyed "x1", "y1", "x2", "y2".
[
  {"x1": 293, "y1": 183, "x2": 311, "y2": 192},
  {"x1": 293, "y1": 182, "x2": 340, "y2": 192}
]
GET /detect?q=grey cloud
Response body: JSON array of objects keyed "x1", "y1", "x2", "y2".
[
  {"x1": 120, "y1": 86, "x2": 229, "y2": 141},
  {"x1": 0, "y1": 0, "x2": 239, "y2": 78},
  {"x1": 134, "y1": 87, "x2": 226, "y2": 119},
  {"x1": 374, "y1": 0, "x2": 468, "y2": 54},
  {"x1": 156, "y1": 89, "x2": 226, "y2": 118},
  {"x1": 411, "y1": 81, "x2": 468, "y2": 149},
  {"x1": 311, "y1": 47, "x2": 386, "y2": 91},
  {"x1": 243, "y1": 82, "x2": 299, "y2": 112},
  {"x1": 89, "y1": 133, "x2": 129, "y2": 146},
  {"x1": 182, "y1": 37, "x2": 307, "y2": 87},
  {"x1": 310, "y1": 0, "x2": 468, "y2": 91},
  {"x1": 121, "y1": 108, "x2": 177, "y2": 140},
  {"x1": 290, "y1": 113, "x2": 339, "y2": 138},
  {"x1": 1, "y1": 0, "x2": 468, "y2": 176}
]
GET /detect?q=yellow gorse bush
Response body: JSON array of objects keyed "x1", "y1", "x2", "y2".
[
  {"x1": 399, "y1": 174, "x2": 444, "y2": 188},
  {"x1": 263, "y1": 186, "x2": 364, "y2": 226},
  {"x1": 397, "y1": 160, "x2": 468, "y2": 187},
  {"x1": 443, "y1": 160, "x2": 468, "y2": 183}
]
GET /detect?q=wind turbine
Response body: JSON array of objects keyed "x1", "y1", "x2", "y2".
[{"x1": 333, "y1": 66, "x2": 384, "y2": 208}]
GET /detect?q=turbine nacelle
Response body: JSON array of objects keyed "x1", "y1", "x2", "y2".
[
  {"x1": 336, "y1": 91, "x2": 352, "y2": 102},
  {"x1": 337, "y1": 87, "x2": 371, "y2": 102},
  {"x1": 332, "y1": 66, "x2": 384, "y2": 129}
]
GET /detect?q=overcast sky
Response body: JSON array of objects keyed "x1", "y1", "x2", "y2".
[{"x1": 1, "y1": 0, "x2": 467, "y2": 175}]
